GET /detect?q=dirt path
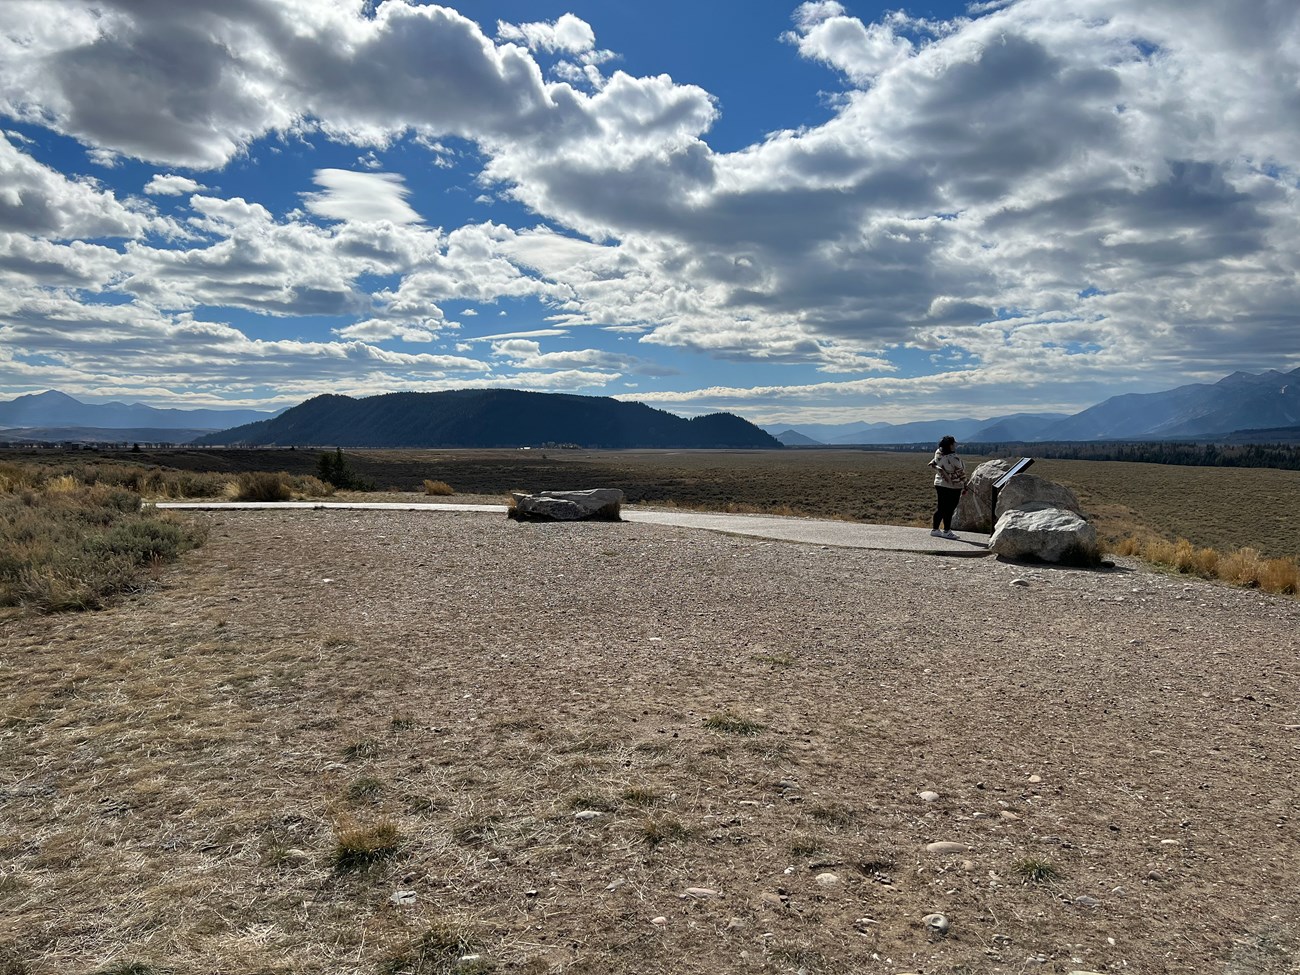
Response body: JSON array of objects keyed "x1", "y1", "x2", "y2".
[{"x1": 2, "y1": 509, "x2": 1298, "y2": 974}]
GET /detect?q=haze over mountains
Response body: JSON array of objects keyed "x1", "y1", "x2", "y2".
[
  {"x1": 769, "y1": 368, "x2": 1300, "y2": 445},
  {"x1": 0, "y1": 390, "x2": 278, "y2": 443},
  {"x1": 1, "y1": 368, "x2": 1297, "y2": 447}
]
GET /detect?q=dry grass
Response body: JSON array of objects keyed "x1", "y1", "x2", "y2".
[
  {"x1": 1112, "y1": 536, "x2": 1300, "y2": 595},
  {"x1": 422, "y1": 479, "x2": 455, "y2": 496},
  {"x1": 2, "y1": 511, "x2": 1299, "y2": 973},
  {"x1": 0, "y1": 478, "x2": 206, "y2": 612}
]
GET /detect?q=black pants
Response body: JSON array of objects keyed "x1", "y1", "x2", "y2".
[{"x1": 933, "y1": 487, "x2": 962, "y2": 531}]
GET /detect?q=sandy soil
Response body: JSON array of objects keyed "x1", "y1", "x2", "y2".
[{"x1": 2, "y1": 506, "x2": 1299, "y2": 974}]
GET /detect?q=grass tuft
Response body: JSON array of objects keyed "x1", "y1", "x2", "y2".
[
  {"x1": 703, "y1": 712, "x2": 766, "y2": 736},
  {"x1": 423, "y1": 479, "x2": 455, "y2": 496},
  {"x1": 331, "y1": 819, "x2": 403, "y2": 872},
  {"x1": 379, "y1": 921, "x2": 488, "y2": 975},
  {"x1": 642, "y1": 815, "x2": 693, "y2": 847},
  {"x1": 1014, "y1": 857, "x2": 1060, "y2": 883},
  {"x1": 1118, "y1": 535, "x2": 1300, "y2": 596},
  {"x1": 231, "y1": 471, "x2": 293, "y2": 502}
]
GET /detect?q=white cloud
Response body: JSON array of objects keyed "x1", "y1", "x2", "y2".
[
  {"x1": 301, "y1": 169, "x2": 423, "y2": 225},
  {"x1": 144, "y1": 174, "x2": 206, "y2": 196},
  {"x1": 0, "y1": 134, "x2": 161, "y2": 239},
  {"x1": 2, "y1": 0, "x2": 1300, "y2": 413},
  {"x1": 497, "y1": 14, "x2": 596, "y2": 55}
]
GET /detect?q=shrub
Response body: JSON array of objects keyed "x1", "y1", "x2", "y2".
[
  {"x1": 316, "y1": 448, "x2": 373, "y2": 491},
  {"x1": 233, "y1": 471, "x2": 293, "y2": 502},
  {"x1": 423, "y1": 479, "x2": 455, "y2": 496},
  {"x1": 0, "y1": 479, "x2": 205, "y2": 613}
]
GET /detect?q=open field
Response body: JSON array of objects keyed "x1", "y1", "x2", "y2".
[
  {"x1": 2, "y1": 509, "x2": 1299, "y2": 974},
  {"x1": 8, "y1": 447, "x2": 1300, "y2": 559}
]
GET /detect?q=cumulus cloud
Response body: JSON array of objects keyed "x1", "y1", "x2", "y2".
[
  {"x1": 2, "y1": 0, "x2": 1299, "y2": 414},
  {"x1": 144, "y1": 174, "x2": 206, "y2": 196},
  {"x1": 301, "y1": 169, "x2": 423, "y2": 225},
  {"x1": 496, "y1": 14, "x2": 596, "y2": 55}
]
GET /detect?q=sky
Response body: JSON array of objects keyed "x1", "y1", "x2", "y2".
[{"x1": 1, "y1": 0, "x2": 1298, "y2": 426}]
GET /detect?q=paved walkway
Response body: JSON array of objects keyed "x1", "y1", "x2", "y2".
[{"x1": 153, "y1": 501, "x2": 992, "y2": 556}]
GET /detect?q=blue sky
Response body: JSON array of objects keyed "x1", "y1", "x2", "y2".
[{"x1": 1, "y1": 0, "x2": 1298, "y2": 425}]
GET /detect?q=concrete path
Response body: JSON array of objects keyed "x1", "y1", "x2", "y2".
[{"x1": 153, "y1": 501, "x2": 992, "y2": 556}]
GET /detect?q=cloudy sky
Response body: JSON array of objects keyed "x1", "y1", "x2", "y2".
[{"x1": 1, "y1": 0, "x2": 1297, "y2": 425}]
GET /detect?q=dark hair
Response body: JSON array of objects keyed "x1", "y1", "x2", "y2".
[{"x1": 938, "y1": 435, "x2": 957, "y2": 454}]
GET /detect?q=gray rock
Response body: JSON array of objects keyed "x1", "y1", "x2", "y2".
[
  {"x1": 814, "y1": 872, "x2": 840, "y2": 886},
  {"x1": 1074, "y1": 895, "x2": 1102, "y2": 908},
  {"x1": 925, "y1": 841, "x2": 969, "y2": 855},
  {"x1": 574, "y1": 810, "x2": 602, "y2": 820},
  {"x1": 682, "y1": 886, "x2": 719, "y2": 899},
  {"x1": 989, "y1": 503, "x2": 1100, "y2": 565},
  {"x1": 389, "y1": 890, "x2": 417, "y2": 906},
  {"x1": 509, "y1": 488, "x2": 624, "y2": 522},
  {"x1": 923, "y1": 912, "x2": 950, "y2": 935},
  {"x1": 955, "y1": 460, "x2": 1085, "y2": 533},
  {"x1": 918, "y1": 790, "x2": 940, "y2": 802}
]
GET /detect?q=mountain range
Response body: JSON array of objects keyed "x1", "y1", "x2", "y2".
[
  {"x1": 767, "y1": 367, "x2": 1300, "y2": 444},
  {"x1": 0, "y1": 390, "x2": 277, "y2": 433},
  {"x1": 192, "y1": 389, "x2": 780, "y2": 449},
  {"x1": 2, "y1": 367, "x2": 1297, "y2": 447}
]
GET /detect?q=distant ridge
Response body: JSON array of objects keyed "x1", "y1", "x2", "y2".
[
  {"x1": 0, "y1": 390, "x2": 278, "y2": 431},
  {"x1": 193, "y1": 389, "x2": 781, "y2": 449}
]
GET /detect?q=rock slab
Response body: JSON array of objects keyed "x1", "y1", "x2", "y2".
[
  {"x1": 989, "y1": 502, "x2": 1100, "y2": 564},
  {"x1": 509, "y1": 488, "x2": 624, "y2": 522}
]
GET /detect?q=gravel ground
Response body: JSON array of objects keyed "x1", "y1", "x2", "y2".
[{"x1": 2, "y1": 507, "x2": 1299, "y2": 974}]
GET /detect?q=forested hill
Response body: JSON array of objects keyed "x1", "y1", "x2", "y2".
[{"x1": 193, "y1": 389, "x2": 782, "y2": 449}]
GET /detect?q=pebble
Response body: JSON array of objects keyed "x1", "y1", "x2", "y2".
[
  {"x1": 918, "y1": 790, "x2": 940, "y2": 802},
  {"x1": 760, "y1": 891, "x2": 789, "y2": 909},
  {"x1": 389, "y1": 890, "x2": 417, "y2": 906},
  {"x1": 925, "y1": 841, "x2": 969, "y2": 855},
  {"x1": 923, "y1": 912, "x2": 950, "y2": 935},
  {"x1": 455, "y1": 956, "x2": 483, "y2": 969},
  {"x1": 574, "y1": 810, "x2": 602, "y2": 820},
  {"x1": 682, "y1": 887, "x2": 719, "y2": 899},
  {"x1": 1028, "y1": 774, "x2": 1042, "y2": 783},
  {"x1": 1074, "y1": 895, "x2": 1102, "y2": 908},
  {"x1": 1000, "y1": 810, "x2": 1020, "y2": 821},
  {"x1": 1010, "y1": 578, "x2": 1030, "y2": 587},
  {"x1": 650, "y1": 916, "x2": 667, "y2": 926},
  {"x1": 814, "y1": 872, "x2": 840, "y2": 886}
]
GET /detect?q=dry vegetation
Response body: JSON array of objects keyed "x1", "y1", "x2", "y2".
[{"x1": 2, "y1": 509, "x2": 1299, "y2": 974}]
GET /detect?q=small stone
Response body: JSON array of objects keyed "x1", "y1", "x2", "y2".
[
  {"x1": 726, "y1": 916, "x2": 746, "y2": 930},
  {"x1": 1028, "y1": 774, "x2": 1042, "y2": 783},
  {"x1": 1074, "y1": 895, "x2": 1102, "y2": 908},
  {"x1": 1000, "y1": 811, "x2": 1020, "y2": 821},
  {"x1": 1010, "y1": 578, "x2": 1030, "y2": 587},
  {"x1": 760, "y1": 891, "x2": 788, "y2": 909},
  {"x1": 1159, "y1": 839, "x2": 1180, "y2": 846},
  {"x1": 455, "y1": 956, "x2": 483, "y2": 969},
  {"x1": 923, "y1": 912, "x2": 950, "y2": 935},
  {"x1": 650, "y1": 916, "x2": 667, "y2": 926},
  {"x1": 853, "y1": 917, "x2": 878, "y2": 930},
  {"x1": 814, "y1": 872, "x2": 840, "y2": 886},
  {"x1": 389, "y1": 890, "x2": 417, "y2": 906},
  {"x1": 574, "y1": 810, "x2": 602, "y2": 820},
  {"x1": 918, "y1": 790, "x2": 940, "y2": 802},
  {"x1": 682, "y1": 887, "x2": 719, "y2": 899},
  {"x1": 925, "y1": 841, "x2": 969, "y2": 855}
]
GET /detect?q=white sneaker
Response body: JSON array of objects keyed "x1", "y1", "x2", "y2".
[
  {"x1": 942, "y1": 530, "x2": 958, "y2": 539},
  {"x1": 930, "y1": 529, "x2": 944, "y2": 537}
]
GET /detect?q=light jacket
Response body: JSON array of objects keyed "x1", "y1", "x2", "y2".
[{"x1": 931, "y1": 449, "x2": 966, "y2": 489}]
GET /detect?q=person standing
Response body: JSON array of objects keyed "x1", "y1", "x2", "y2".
[{"x1": 928, "y1": 435, "x2": 966, "y2": 539}]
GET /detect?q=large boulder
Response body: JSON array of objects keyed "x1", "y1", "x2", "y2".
[
  {"x1": 988, "y1": 502, "x2": 1100, "y2": 564},
  {"x1": 509, "y1": 488, "x2": 624, "y2": 522},
  {"x1": 955, "y1": 460, "x2": 1084, "y2": 533}
]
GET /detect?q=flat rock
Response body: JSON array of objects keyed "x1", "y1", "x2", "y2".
[
  {"x1": 509, "y1": 488, "x2": 624, "y2": 522},
  {"x1": 925, "y1": 841, "x2": 969, "y2": 855},
  {"x1": 682, "y1": 886, "x2": 719, "y2": 899},
  {"x1": 918, "y1": 790, "x2": 940, "y2": 802}
]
